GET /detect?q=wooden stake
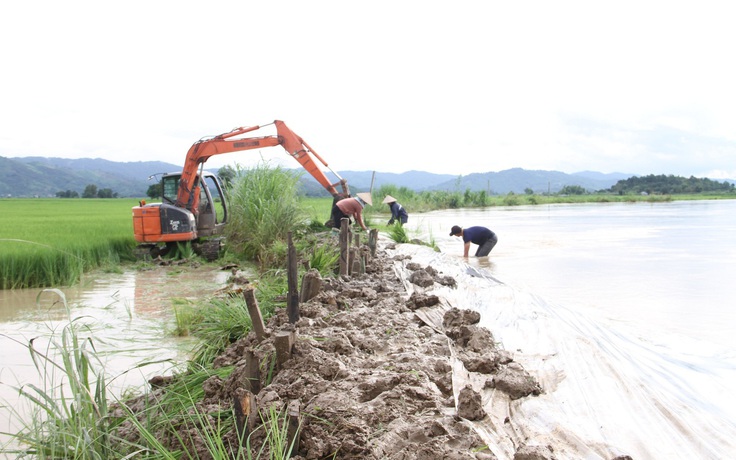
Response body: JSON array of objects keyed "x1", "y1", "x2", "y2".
[
  {"x1": 243, "y1": 287, "x2": 265, "y2": 342},
  {"x1": 300, "y1": 269, "x2": 322, "y2": 303},
  {"x1": 368, "y1": 228, "x2": 378, "y2": 256},
  {"x1": 274, "y1": 330, "x2": 296, "y2": 369},
  {"x1": 339, "y1": 218, "x2": 350, "y2": 276},
  {"x1": 287, "y1": 232, "x2": 299, "y2": 323},
  {"x1": 350, "y1": 247, "x2": 360, "y2": 275},
  {"x1": 244, "y1": 350, "x2": 261, "y2": 394},
  {"x1": 287, "y1": 399, "x2": 302, "y2": 457},
  {"x1": 233, "y1": 388, "x2": 257, "y2": 440}
]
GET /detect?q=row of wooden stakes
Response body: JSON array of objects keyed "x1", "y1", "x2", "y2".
[{"x1": 232, "y1": 219, "x2": 379, "y2": 454}]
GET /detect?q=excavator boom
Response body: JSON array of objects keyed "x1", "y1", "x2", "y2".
[{"x1": 176, "y1": 120, "x2": 348, "y2": 210}]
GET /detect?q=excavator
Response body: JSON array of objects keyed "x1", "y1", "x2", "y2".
[{"x1": 132, "y1": 120, "x2": 350, "y2": 260}]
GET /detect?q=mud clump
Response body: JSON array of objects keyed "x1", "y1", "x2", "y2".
[{"x1": 117, "y1": 243, "x2": 545, "y2": 459}]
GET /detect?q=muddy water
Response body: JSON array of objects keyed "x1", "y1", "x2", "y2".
[
  {"x1": 395, "y1": 199, "x2": 736, "y2": 458},
  {"x1": 0, "y1": 265, "x2": 230, "y2": 446},
  {"x1": 403, "y1": 199, "x2": 736, "y2": 348}
]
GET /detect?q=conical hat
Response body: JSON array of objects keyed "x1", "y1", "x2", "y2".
[
  {"x1": 356, "y1": 192, "x2": 373, "y2": 206},
  {"x1": 382, "y1": 195, "x2": 397, "y2": 204}
]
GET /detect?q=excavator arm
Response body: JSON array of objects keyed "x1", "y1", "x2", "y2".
[{"x1": 175, "y1": 120, "x2": 349, "y2": 211}]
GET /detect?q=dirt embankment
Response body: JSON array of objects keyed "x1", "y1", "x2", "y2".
[{"x1": 117, "y1": 241, "x2": 629, "y2": 460}]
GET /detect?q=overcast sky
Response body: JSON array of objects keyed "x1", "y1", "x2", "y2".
[{"x1": 2, "y1": 1, "x2": 735, "y2": 179}]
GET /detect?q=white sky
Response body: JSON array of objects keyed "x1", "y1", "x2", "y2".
[{"x1": 2, "y1": 1, "x2": 735, "y2": 179}]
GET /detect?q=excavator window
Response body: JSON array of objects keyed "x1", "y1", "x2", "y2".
[
  {"x1": 202, "y1": 175, "x2": 226, "y2": 223},
  {"x1": 162, "y1": 175, "x2": 179, "y2": 204}
]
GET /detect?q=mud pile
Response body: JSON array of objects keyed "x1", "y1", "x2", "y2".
[{"x1": 118, "y1": 241, "x2": 560, "y2": 459}]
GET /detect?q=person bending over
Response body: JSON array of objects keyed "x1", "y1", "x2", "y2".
[
  {"x1": 332, "y1": 192, "x2": 372, "y2": 231},
  {"x1": 382, "y1": 195, "x2": 408, "y2": 225},
  {"x1": 449, "y1": 225, "x2": 498, "y2": 257}
]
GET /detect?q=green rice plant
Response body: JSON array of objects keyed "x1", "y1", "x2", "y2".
[
  {"x1": 0, "y1": 199, "x2": 139, "y2": 288},
  {"x1": 300, "y1": 197, "x2": 334, "y2": 228},
  {"x1": 386, "y1": 223, "x2": 410, "y2": 244}
]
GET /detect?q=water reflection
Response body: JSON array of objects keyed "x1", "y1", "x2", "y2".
[{"x1": 0, "y1": 265, "x2": 230, "y2": 446}]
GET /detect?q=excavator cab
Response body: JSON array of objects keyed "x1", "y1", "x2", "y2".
[
  {"x1": 133, "y1": 171, "x2": 228, "y2": 260},
  {"x1": 161, "y1": 172, "x2": 228, "y2": 236}
]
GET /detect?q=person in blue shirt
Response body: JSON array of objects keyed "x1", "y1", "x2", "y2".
[
  {"x1": 382, "y1": 195, "x2": 408, "y2": 225},
  {"x1": 449, "y1": 225, "x2": 498, "y2": 257}
]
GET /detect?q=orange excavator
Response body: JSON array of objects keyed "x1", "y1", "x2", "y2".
[{"x1": 132, "y1": 120, "x2": 349, "y2": 260}]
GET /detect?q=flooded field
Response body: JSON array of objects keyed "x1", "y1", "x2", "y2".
[{"x1": 0, "y1": 264, "x2": 230, "y2": 445}]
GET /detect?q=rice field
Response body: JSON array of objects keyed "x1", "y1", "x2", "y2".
[{"x1": 0, "y1": 198, "x2": 139, "y2": 289}]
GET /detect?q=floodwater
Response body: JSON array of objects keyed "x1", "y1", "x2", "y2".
[
  {"x1": 397, "y1": 199, "x2": 736, "y2": 459},
  {"x1": 0, "y1": 265, "x2": 230, "y2": 448},
  {"x1": 1, "y1": 199, "x2": 734, "y2": 458}
]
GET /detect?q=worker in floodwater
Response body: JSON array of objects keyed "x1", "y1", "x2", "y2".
[{"x1": 450, "y1": 225, "x2": 498, "y2": 257}]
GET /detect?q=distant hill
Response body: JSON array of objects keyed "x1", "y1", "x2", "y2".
[
  {"x1": 1, "y1": 157, "x2": 181, "y2": 197},
  {"x1": 6, "y1": 155, "x2": 729, "y2": 198},
  {"x1": 422, "y1": 168, "x2": 633, "y2": 195}
]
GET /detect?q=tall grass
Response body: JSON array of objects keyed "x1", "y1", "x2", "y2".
[
  {"x1": 223, "y1": 163, "x2": 305, "y2": 270},
  {"x1": 0, "y1": 199, "x2": 138, "y2": 289}
]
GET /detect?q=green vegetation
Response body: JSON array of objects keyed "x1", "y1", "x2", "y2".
[
  {"x1": 55, "y1": 184, "x2": 120, "y2": 198},
  {"x1": 368, "y1": 182, "x2": 735, "y2": 218},
  {"x1": 386, "y1": 223, "x2": 410, "y2": 244},
  {"x1": 606, "y1": 174, "x2": 735, "y2": 195},
  {"x1": 0, "y1": 199, "x2": 138, "y2": 289}
]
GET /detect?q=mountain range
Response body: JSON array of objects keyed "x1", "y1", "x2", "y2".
[{"x1": 0, "y1": 155, "x2": 669, "y2": 198}]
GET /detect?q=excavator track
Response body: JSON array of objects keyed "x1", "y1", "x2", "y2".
[{"x1": 192, "y1": 238, "x2": 222, "y2": 262}]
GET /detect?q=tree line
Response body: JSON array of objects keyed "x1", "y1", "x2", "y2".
[
  {"x1": 56, "y1": 184, "x2": 118, "y2": 198},
  {"x1": 605, "y1": 174, "x2": 735, "y2": 195}
]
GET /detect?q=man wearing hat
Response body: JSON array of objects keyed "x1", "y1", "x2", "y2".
[
  {"x1": 382, "y1": 195, "x2": 408, "y2": 225},
  {"x1": 449, "y1": 225, "x2": 498, "y2": 257},
  {"x1": 332, "y1": 192, "x2": 372, "y2": 231}
]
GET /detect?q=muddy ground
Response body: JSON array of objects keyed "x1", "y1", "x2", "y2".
[{"x1": 116, "y1": 240, "x2": 630, "y2": 460}]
